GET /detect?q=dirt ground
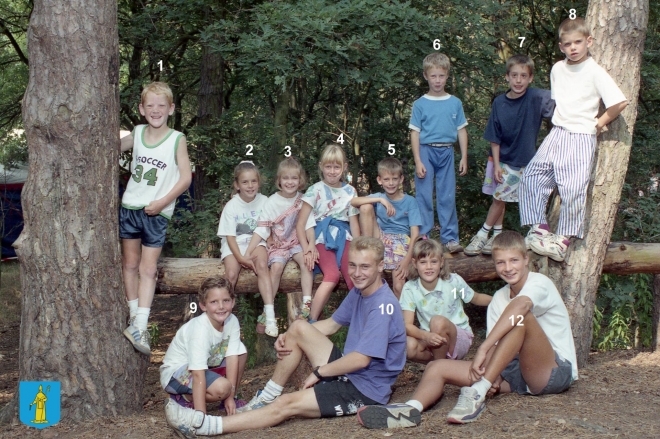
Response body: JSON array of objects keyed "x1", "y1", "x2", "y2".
[{"x1": 2, "y1": 294, "x2": 660, "y2": 439}]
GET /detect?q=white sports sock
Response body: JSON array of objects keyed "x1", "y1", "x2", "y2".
[
  {"x1": 127, "y1": 299, "x2": 139, "y2": 319},
  {"x1": 471, "y1": 377, "x2": 492, "y2": 398},
  {"x1": 261, "y1": 380, "x2": 283, "y2": 401},
  {"x1": 134, "y1": 307, "x2": 150, "y2": 331},
  {"x1": 264, "y1": 304, "x2": 275, "y2": 321},
  {"x1": 477, "y1": 223, "x2": 492, "y2": 238},
  {"x1": 405, "y1": 399, "x2": 424, "y2": 413},
  {"x1": 197, "y1": 412, "x2": 223, "y2": 435},
  {"x1": 492, "y1": 225, "x2": 503, "y2": 237},
  {"x1": 302, "y1": 296, "x2": 312, "y2": 304}
]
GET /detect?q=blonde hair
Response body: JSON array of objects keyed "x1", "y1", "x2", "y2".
[
  {"x1": 423, "y1": 52, "x2": 451, "y2": 74},
  {"x1": 232, "y1": 161, "x2": 262, "y2": 196},
  {"x1": 491, "y1": 231, "x2": 527, "y2": 258},
  {"x1": 408, "y1": 239, "x2": 450, "y2": 281},
  {"x1": 141, "y1": 81, "x2": 173, "y2": 105},
  {"x1": 377, "y1": 157, "x2": 403, "y2": 177},
  {"x1": 350, "y1": 236, "x2": 385, "y2": 263},
  {"x1": 198, "y1": 276, "x2": 235, "y2": 304},
  {"x1": 558, "y1": 17, "x2": 590, "y2": 39},
  {"x1": 276, "y1": 157, "x2": 307, "y2": 191},
  {"x1": 506, "y1": 54, "x2": 535, "y2": 76},
  {"x1": 318, "y1": 144, "x2": 347, "y2": 181}
]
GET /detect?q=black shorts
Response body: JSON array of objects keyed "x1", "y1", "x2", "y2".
[
  {"x1": 313, "y1": 346, "x2": 378, "y2": 418},
  {"x1": 501, "y1": 351, "x2": 574, "y2": 395},
  {"x1": 119, "y1": 206, "x2": 168, "y2": 247}
]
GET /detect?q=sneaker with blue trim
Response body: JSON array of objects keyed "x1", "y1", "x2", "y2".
[
  {"x1": 447, "y1": 386, "x2": 487, "y2": 424},
  {"x1": 464, "y1": 234, "x2": 488, "y2": 256},
  {"x1": 165, "y1": 398, "x2": 205, "y2": 438},
  {"x1": 481, "y1": 235, "x2": 497, "y2": 255},
  {"x1": 357, "y1": 403, "x2": 421, "y2": 429},
  {"x1": 235, "y1": 390, "x2": 274, "y2": 413},
  {"x1": 123, "y1": 324, "x2": 151, "y2": 355}
]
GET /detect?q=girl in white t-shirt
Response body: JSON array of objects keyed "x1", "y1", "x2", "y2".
[
  {"x1": 296, "y1": 144, "x2": 360, "y2": 322},
  {"x1": 245, "y1": 158, "x2": 314, "y2": 330},
  {"x1": 216, "y1": 161, "x2": 271, "y2": 333},
  {"x1": 160, "y1": 277, "x2": 247, "y2": 415}
]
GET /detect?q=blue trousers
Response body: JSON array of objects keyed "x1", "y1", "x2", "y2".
[{"x1": 414, "y1": 145, "x2": 459, "y2": 243}]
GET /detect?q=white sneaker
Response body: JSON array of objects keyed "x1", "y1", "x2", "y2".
[
  {"x1": 123, "y1": 324, "x2": 151, "y2": 355},
  {"x1": 464, "y1": 234, "x2": 488, "y2": 256},
  {"x1": 447, "y1": 387, "x2": 487, "y2": 424},
  {"x1": 524, "y1": 226, "x2": 551, "y2": 250},
  {"x1": 265, "y1": 319, "x2": 278, "y2": 338},
  {"x1": 481, "y1": 235, "x2": 496, "y2": 255},
  {"x1": 236, "y1": 390, "x2": 275, "y2": 413},
  {"x1": 530, "y1": 234, "x2": 569, "y2": 262},
  {"x1": 165, "y1": 398, "x2": 205, "y2": 438}
]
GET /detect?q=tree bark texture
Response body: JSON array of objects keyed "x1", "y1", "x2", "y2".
[
  {"x1": 155, "y1": 242, "x2": 660, "y2": 295},
  {"x1": 653, "y1": 274, "x2": 660, "y2": 351},
  {"x1": 547, "y1": 1, "x2": 648, "y2": 366},
  {"x1": 3, "y1": 0, "x2": 148, "y2": 423}
]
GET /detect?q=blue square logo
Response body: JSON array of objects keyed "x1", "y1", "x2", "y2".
[{"x1": 19, "y1": 381, "x2": 60, "y2": 429}]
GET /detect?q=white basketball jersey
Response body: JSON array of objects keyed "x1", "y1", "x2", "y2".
[{"x1": 121, "y1": 125, "x2": 183, "y2": 218}]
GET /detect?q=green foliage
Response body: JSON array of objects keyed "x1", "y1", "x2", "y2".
[
  {"x1": 235, "y1": 294, "x2": 259, "y2": 368},
  {"x1": 148, "y1": 322, "x2": 161, "y2": 348}
]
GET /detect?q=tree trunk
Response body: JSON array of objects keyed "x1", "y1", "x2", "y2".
[
  {"x1": 547, "y1": 1, "x2": 649, "y2": 366},
  {"x1": 0, "y1": 0, "x2": 147, "y2": 424},
  {"x1": 653, "y1": 274, "x2": 660, "y2": 351}
]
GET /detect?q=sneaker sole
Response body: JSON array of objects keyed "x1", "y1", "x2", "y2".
[
  {"x1": 481, "y1": 249, "x2": 492, "y2": 255},
  {"x1": 123, "y1": 328, "x2": 151, "y2": 355},
  {"x1": 357, "y1": 405, "x2": 421, "y2": 429},
  {"x1": 447, "y1": 403, "x2": 486, "y2": 424},
  {"x1": 529, "y1": 241, "x2": 566, "y2": 262},
  {"x1": 165, "y1": 400, "x2": 198, "y2": 439},
  {"x1": 463, "y1": 248, "x2": 482, "y2": 256}
]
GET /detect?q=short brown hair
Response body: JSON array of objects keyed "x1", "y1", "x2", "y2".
[
  {"x1": 141, "y1": 81, "x2": 173, "y2": 105},
  {"x1": 198, "y1": 276, "x2": 234, "y2": 304},
  {"x1": 408, "y1": 239, "x2": 450, "y2": 281},
  {"x1": 377, "y1": 157, "x2": 403, "y2": 177},
  {"x1": 506, "y1": 54, "x2": 535, "y2": 76},
  {"x1": 490, "y1": 231, "x2": 527, "y2": 258},
  {"x1": 558, "y1": 17, "x2": 590, "y2": 39},
  {"x1": 276, "y1": 157, "x2": 307, "y2": 191},
  {"x1": 350, "y1": 236, "x2": 385, "y2": 263},
  {"x1": 423, "y1": 52, "x2": 451, "y2": 74}
]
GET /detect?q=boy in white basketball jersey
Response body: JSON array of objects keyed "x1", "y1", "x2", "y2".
[{"x1": 120, "y1": 82, "x2": 192, "y2": 355}]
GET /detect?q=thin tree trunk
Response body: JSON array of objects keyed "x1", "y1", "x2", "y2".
[
  {"x1": 0, "y1": 0, "x2": 147, "y2": 424},
  {"x1": 652, "y1": 274, "x2": 660, "y2": 351},
  {"x1": 547, "y1": 0, "x2": 649, "y2": 366}
]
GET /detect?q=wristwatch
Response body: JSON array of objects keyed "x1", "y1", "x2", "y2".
[{"x1": 313, "y1": 366, "x2": 323, "y2": 380}]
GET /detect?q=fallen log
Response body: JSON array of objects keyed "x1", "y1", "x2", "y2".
[{"x1": 156, "y1": 242, "x2": 660, "y2": 295}]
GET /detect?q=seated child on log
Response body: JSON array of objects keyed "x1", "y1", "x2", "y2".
[
  {"x1": 400, "y1": 239, "x2": 491, "y2": 364},
  {"x1": 356, "y1": 231, "x2": 578, "y2": 429},
  {"x1": 160, "y1": 276, "x2": 248, "y2": 415},
  {"x1": 245, "y1": 157, "x2": 314, "y2": 331},
  {"x1": 297, "y1": 144, "x2": 360, "y2": 322},
  {"x1": 350, "y1": 157, "x2": 421, "y2": 298},
  {"x1": 217, "y1": 161, "x2": 271, "y2": 335}
]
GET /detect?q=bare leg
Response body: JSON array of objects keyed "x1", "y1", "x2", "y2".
[
  {"x1": 292, "y1": 252, "x2": 313, "y2": 297},
  {"x1": 309, "y1": 282, "x2": 335, "y2": 320},
  {"x1": 428, "y1": 315, "x2": 457, "y2": 360},
  {"x1": 122, "y1": 239, "x2": 141, "y2": 301},
  {"x1": 252, "y1": 246, "x2": 274, "y2": 305},
  {"x1": 223, "y1": 255, "x2": 242, "y2": 290},
  {"x1": 484, "y1": 199, "x2": 506, "y2": 228},
  {"x1": 269, "y1": 262, "x2": 285, "y2": 297},
  {"x1": 406, "y1": 336, "x2": 434, "y2": 363},
  {"x1": 358, "y1": 204, "x2": 380, "y2": 238},
  {"x1": 136, "y1": 245, "x2": 163, "y2": 308},
  {"x1": 409, "y1": 359, "x2": 474, "y2": 409}
]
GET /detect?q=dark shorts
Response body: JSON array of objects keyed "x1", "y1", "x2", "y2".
[
  {"x1": 164, "y1": 366, "x2": 226, "y2": 395},
  {"x1": 119, "y1": 206, "x2": 168, "y2": 247},
  {"x1": 314, "y1": 346, "x2": 378, "y2": 418},
  {"x1": 501, "y1": 351, "x2": 574, "y2": 395}
]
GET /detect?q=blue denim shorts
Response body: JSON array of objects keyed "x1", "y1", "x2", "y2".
[
  {"x1": 119, "y1": 207, "x2": 168, "y2": 247},
  {"x1": 501, "y1": 351, "x2": 573, "y2": 395}
]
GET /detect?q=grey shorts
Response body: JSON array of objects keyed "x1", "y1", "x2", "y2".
[{"x1": 501, "y1": 351, "x2": 573, "y2": 395}]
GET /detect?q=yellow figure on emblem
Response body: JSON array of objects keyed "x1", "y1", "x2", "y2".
[{"x1": 30, "y1": 385, "x2": 48, "y2": 424}]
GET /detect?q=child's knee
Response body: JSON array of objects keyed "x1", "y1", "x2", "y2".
[
  {"x1": 406, "y1": 337, "x2": 420, "y2": 356},
  {"x1": 207, "y1": 378, "x2": 232, "y2": 400},
  {"x1": 359, "y1": 204, "x2": 374, "y2": 216},
  {"x1": 138, "y1": 261, "x2": 158, "y2": 279},
  {"x1": 429, "y1": 315, "x2": 452, "y2": 334}
]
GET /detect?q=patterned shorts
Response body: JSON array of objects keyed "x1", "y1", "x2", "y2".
[
  {"x1": 482, "y1": 158, "x2": 524, "y2": 202},
  {"x1": 380, "y1": 231, "x2": 410, "y2": 270},
  {"x1": 268, "y1": 244, "x2": 303, "y2": 266}
]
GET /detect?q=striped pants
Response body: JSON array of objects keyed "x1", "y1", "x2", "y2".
[{"x1": 519, "y1": 126, "x2": 596, "y2": 239}]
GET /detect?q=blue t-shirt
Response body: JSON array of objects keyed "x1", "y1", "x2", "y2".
[
  {"x1": 368, "y1": 192, "x2": 422, "y2": 236},
  {"x1": 331, "y1": 280, "x2": 406, "y2": 404},
  {"x1": 409, "y1": 94, "x2": 468, "y2": 144},
  {"x1": 483, "y1": 88, "x2": 555, "y2": 168}
]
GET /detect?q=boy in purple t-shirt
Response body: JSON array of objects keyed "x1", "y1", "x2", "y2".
[
  {"x1": 165, "y1": 236, "x2": 407, "y2": 437},
  {"x1": 465, "y1": 55, "x2": 554, "y2": 257}
]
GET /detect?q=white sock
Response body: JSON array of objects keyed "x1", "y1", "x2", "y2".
[
  {"x1": 264, "y1": 304, "x2": 275, "y2": 321},
  {"x1": 135, "y1": 307, "x2": 150, "y2": 331},
  {"x1": 405, "y1": 399, "x2": 424, "y2": 413},
  {"x1": 261, "y1": 380, "x2": 283, "y2": 401},
  {"x1": 196, "y1": 412, "x2": 223, "y2": 435},
  {"x1": 492, "y1": 225, "x2": 503, "y2": 237},
  {"x1": 127, "y1": 299, "x2": 139, "y2": 319},
  {"x1": 302, "y1": 295, "x2": 312, "y2": 304},
  {"x1": 471, "y1": 377, "x2": 492, "y2": 398},
  {"x1": 477, "y1": 223, "x2": 492, "y2": 238}
]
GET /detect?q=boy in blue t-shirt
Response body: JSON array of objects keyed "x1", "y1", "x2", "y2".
[
  {"x1": 465, "y1": 55, "x2": 555, "y2": 256},
  {"x1": 351, "y1": 157, "x2": 422, "y2": 298},
  {"x1": 410, "y1": 52, "x2": 468, "y2": 254}
]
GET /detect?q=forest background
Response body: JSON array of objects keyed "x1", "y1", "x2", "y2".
[{"x1": 0, "y1": 0, "x2": 658, "y2": 360}]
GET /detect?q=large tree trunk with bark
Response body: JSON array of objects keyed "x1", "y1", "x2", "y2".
[
  {"x1": 548, "y1": 1, "x2": 649, "y2": 367},
  {"x1": 0, "y1": 0, "x2": 147, "y2": 424}
]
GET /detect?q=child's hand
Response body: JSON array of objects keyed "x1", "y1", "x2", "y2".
[
  {"x1": 302, "y1": 372, "x2": 320, "y2": 390},
  {"x1": 424, "y1": 332, "x2": 446, "y2": 347},
  {"x1": 468, "y1": 348, "x2": 487, "y2": 383},
  {"x1": 275, "y1": 334, "x2": 292, "y2": 359},
  {"x1": 394, "y1": 260, "x2": 410, "y2": 280},
  {"x1": 459, "y1": 157, "x2": 468, "y2": 176},
  {"x1": 595, "y1": 119, "x2": 605, "y2": 136},
  {"x1": 224, "y1": 397, "x2": 237, "y2": 415},
  {"x1": 486, "y1": 376, "x2": 503, "y2": 397},
  {"x1": 493, "y1": 164, "x2": 503, "y2": 184},
  {"x1": 144, "y1": 199, "x2": 166, "y2": 216},
  {"x1": 415, "y1": 162, "x2": 427, "y2": 179},
  {"x1": 237, "y1": 255, "x2": 254, "y2": 270},
  {"x1": 380, "y1": 199, "x2": 396, "y2": 217},
  {"x1": 304, "y1": 246, "x2": 318, "y2": 271}
]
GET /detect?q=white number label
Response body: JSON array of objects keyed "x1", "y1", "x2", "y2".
[
  {"x1": 518, "y1": 37, "x2": 525, "y2": 47},
  {"x1": 509, "y1": 315, "x2": 524, "y2": 326},
  {"x1": 387, "y1": 144, "x2": 395, "y2": 155},
  {"x1": 284, "y1": 145, "x2": 291, "y2": 157},
  {"x1": 245, "y1": 144, "x2": 254, "y2": 156},
  {"x1": 336, "y1": 133, "x2": 345, "y2": 144},
  {"x1": 379, "y1": 303, "x2": 394, "y2": 315},
  {"x1": 452, "y1": 287, "x2": 465, "y2": 299},
  {"x1": 569, "y1": 9, "x2": 576, "y2": 19},
  {"x1": 190, "y1": 302, "x2": 197, "y2": 313},
  {"x1": 433, "y1": 39, "x2": 442, "y2": 50},
  {"x1": 158, "y1": 60, "x2": 163, "y2": 71}
]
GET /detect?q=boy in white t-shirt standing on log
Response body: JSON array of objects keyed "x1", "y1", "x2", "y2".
[
  {"x1": 519, "y1": 17, "x2": 627, "y2": 262},
  {"x1": 120, "y1": 82, "x2": 192, "y2": 355}
]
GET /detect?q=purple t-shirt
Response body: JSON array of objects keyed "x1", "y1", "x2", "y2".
[{"x1": 331, "y1": 280, "x2": 406, "y2": 404}]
